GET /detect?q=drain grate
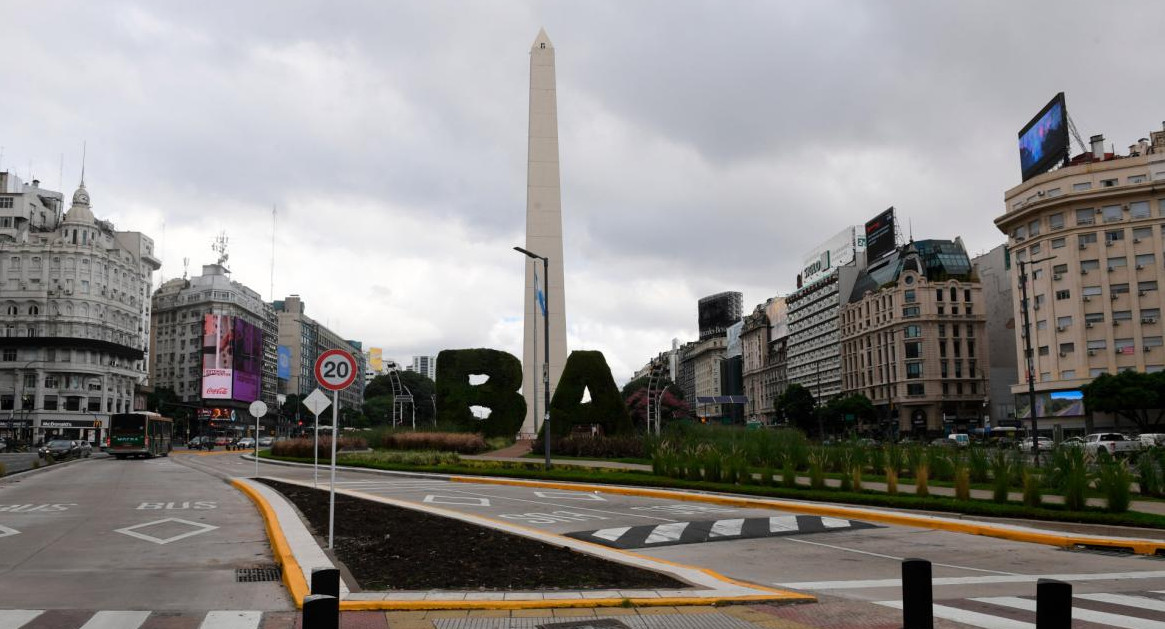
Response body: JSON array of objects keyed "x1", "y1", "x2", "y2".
[
  {"x1": 236, "y1": 566, "x2": 282, "y2": 582},
  {"x1": 537, "y1": 621, "x2": 631, "y2": 629}
]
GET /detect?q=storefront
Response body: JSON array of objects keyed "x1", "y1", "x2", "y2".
[
  {"x1": 0, "y1": 418, "x2": 33, "y2": 447},
  {"x1": 36, "y1": 418, "x2": 104, "y2": 445}
]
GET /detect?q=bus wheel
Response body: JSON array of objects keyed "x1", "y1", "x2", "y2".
[{"x1": 115, "y1": 455, "x2": 126, "y2": 460}]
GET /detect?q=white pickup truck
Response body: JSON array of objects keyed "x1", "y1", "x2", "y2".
[{"x1": 1084, "y1": 432, "x2": 1142, "y2": 457}]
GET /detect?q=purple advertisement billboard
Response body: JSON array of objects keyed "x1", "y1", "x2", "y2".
[
  {"x1": 201, "y1": 314, "x2": 233, "y2": 399},
  {"x1": 232, "y1": 318, "x2": 262, "y2": 403}
]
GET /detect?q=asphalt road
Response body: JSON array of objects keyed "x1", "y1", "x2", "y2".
[
  {"x1": 188, "y1": 453, "x2": 1165, "y2": 626},
  {"x1": 0, "y1": 452, "x2": 291, "y2": 612}
]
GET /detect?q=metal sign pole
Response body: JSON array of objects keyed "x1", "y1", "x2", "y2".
[
  {"x1": 314, "y1": 411, "x2": 320, "y2": 488},
  {"x1": 255, "y1": 413, "x2": 260, "y2": 478},
  {"x1": 328, "y1": 389, "x2": 338, "y2": 550}
]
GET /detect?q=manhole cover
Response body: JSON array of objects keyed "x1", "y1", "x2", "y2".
[
  {"x1": 537, "y1": 620, "x2": 631, "y2": 629},
  {"x1": 236, "y1": 566, "x2": 282, "y2": 582}
]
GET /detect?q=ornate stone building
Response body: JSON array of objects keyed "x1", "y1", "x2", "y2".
[{"x1": 0, "y1": 173, "x2": 159, "y2": 445}]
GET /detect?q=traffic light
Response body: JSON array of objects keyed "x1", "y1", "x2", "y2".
[{"x1": 298, "y1": 420, "x2": 303, "y2": 426}]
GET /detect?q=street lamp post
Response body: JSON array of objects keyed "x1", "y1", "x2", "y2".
[
  {"x1": 514, "y1": 246, "x2": 552, "y2": 469},
  {"x1": 1018, "y1": 255, "x2": 1055, "y2": 465}
]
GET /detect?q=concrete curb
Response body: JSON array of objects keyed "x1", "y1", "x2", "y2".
[
  {"x1": 451, "y1": 475, "x2": 1165, "y2": 556},
  {"x1": 235, "y1": 473, "x2": 813, "y2": 611}
]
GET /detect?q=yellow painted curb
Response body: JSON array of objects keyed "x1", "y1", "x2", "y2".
[
  {"x1": 449, "y1": 476, "x2": 1165, "y2": 556},
  {"x1": 231, "y1": 479, "x2": 310, "y2": 608}
]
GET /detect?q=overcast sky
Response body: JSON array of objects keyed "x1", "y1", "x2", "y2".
[{"x1": 5, "y1": 1, "x2": 1165, "y2": 384}]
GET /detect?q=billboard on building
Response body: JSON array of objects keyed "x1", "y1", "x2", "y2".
[
  {"x1": 864, "y1": 207, "x2": 896, "y2": 263},
  {"x1": 277, "y1": 345, "x2": 292, "y2": 380},
  {"x1": 698, "y1": 292, "x2": 743, "y2": 340},
  {"x1": 766, "y1": 297, "x2": 788, "y2": 340},
  {"x1": 201, "y1": 314, "x2": 233, "y2": 399},
  {"x1": 369, "y1": 347, "x2": 383, "y2": 373},
  {"x1": 232, "y1": 318, "x2": 262, "y2": 403},
  {"x1": 725, "y1": 321, "x2": 743, "y2": 358},
  {"x1": 1018, "y1": 92, "x2": 1068, "y2": 182},
  {"x1": 1014, "y1": 389, "x2": 1084, "y2": 419},
  {"x1": 801, "y1": 226, "x2": 865, "y2": 287}
]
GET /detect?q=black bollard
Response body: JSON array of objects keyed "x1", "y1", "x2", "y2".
[
  {"x1": 311, "y1": 567, "x2": 341, "y2": 599},
  {"x1": 302, "y1": 594, "x2": 338, "y2": 629},
  {"x1": 1036, "y1": 578, "x2": 1072, "y2": 629},
  {"x1": 902, "y1": 558, "x2": 933, "y2": 629}
]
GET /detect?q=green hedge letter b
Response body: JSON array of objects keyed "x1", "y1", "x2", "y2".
[{"x1": 434, "y1": 349, "x2": 526, "y2": 438}]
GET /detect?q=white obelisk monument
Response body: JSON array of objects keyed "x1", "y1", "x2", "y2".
[{"x1": 522, "y1": 28, "x2": 568, "y2": 436}]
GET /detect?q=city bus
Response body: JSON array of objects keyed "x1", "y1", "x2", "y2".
[{"x1": 108, "y1": 412, "x2": 174, "y2": 459}]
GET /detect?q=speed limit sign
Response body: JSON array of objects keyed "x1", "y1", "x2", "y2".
[{"x1": 315, "y1": 349, "x2": 358, "y2": 391}]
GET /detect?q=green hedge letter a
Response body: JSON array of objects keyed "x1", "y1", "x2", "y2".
[{"x1": 434, "y1": 349, "x2": 526, "y2": 438}]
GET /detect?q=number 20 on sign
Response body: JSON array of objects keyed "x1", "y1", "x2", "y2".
[{"x1": 314, "y1": 349, "x2": 357, "y2": 391}]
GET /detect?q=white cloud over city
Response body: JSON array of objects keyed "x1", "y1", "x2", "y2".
[{"x1": 4, "y1": 1, "x2": 1165, "y2": 382}]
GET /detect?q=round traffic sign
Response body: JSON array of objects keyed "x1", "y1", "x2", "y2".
[
  {"x1": 249, "y1": 400, "x2": 268, "y2": 418},
  {"x1": 315, "y1": 349, "x2": 358, "y2": 391}
]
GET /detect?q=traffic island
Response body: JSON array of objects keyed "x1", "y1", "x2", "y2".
[{"x1": 232, "y1": 476, "x2": 812, "y2": 611}]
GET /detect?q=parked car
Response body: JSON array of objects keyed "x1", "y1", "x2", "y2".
[
  {"x1": 187, "y1": 436, "x2": 214, "y2": 451},
  {"x1": 1084, "y1": 433, "x2": 1141, "y2": 457},
  {"x1": 930, "y1": 437, "x2": 958, "y2": 448},
  {"x1": 39, "y1": 439, "x2": 79, "y2": 459},
  {"x1": 1020, "y1": 437, "x2": 1054, "y2": 452},
  {"x1": 1060, "y1": 436, "x2": 1086, "y2": 448},
  {"x1": 214, "y1": 436, "x2": 232, "y2": 447},
  {"x1": 257, "y1": 436, "x2": 274, "y2": 448},
  {"x1": 1139, "y1": 433, "x2": 1165, "y2": 448},
  {"x1": 236, "y1": 437, "x2": 256, "y2": 449},
  {"x1": 948, "y1": 433, "x2": 971, "y2": 448}
]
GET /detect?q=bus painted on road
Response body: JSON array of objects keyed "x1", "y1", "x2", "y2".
[{"x1": 109, "y1": 412, "x2": 173, "y2": 459}]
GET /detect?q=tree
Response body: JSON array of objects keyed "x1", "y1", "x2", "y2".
[
  {"x1": 398, "y1": 371, "x2": 436, "y2": 425},
  {"x1": 775, "y1": 384, "x2": 817, "y2": 435},
  {"x1": 364, "y1": 375, "x2": 393, "y2": 399},
  {"x1": 823, "y1": 394, "x2": 875, "y2": 436},
  {"x1": 1082, "y1": 371, "x2": 1165, "y2": 432},
  {"x1": 363, "y1": 395, "x2": 393, "y2": 426},
  {"x1": 625, "y1": 388, "x2": 692, "y2": 428}
]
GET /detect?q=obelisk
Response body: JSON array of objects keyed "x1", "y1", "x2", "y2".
[{"x1": 522, "y1": 28, "x2": 568, "y2": 436}]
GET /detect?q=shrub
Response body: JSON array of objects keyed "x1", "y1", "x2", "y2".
[
  {"x1": 915, "y1": 463, "x2": 929, "y2": 497},
  {"x1": 967, "y1": 447, "x2": 990, "y2": 483},
  {"x1": 382, "y1": 431, "x2": 489, "y2": 454},
  {"x1": 1022, "y1": 470, "x2": 1042, "y2": 508},
  {"x1": 990, "y1": 450, "x2": 1014, "y2": 503},
  {"x1": 930, "y1": 451, "x2": 955, "y2": 482},
  {"x1": 808, "y1": 447, "x2": 828, "y2": 490},
  {"x1": 780, "y1": 461, "x2": 797, "y2": 488},
  {"x1": 272, "y1": 437, "x2": 367, "y2": 459},
  {"x1": 31, "y1": 459, "x2": 40, "y2": 470},
  {"x1": 534, "y1": 434, "x2": 647, "y2": 459},
  {"x1": 345, "y1": 450, "x2": 461, "y2": 466},
  {"x1": 1096, "y1": 459, "x2": 1134, "y2": 513},
  {"x1": 1057, "y1": 447, "x2": 1091, "y2": 511},
  {"x1": 884, "y1": 446, "x2": 904, "y2": 495},
  {"x1": 701, "y1": 445, "x2": 723, "y2": 483},
  {"x1": 1136, "y1": 451, "x2": 1164, "y2": 498}
]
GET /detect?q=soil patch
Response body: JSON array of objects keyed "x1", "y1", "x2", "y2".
[{"x1": 258, "y1": 479, "x2": 689, "y2": 592}]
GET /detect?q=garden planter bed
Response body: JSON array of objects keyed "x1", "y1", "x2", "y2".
[{"x1": 258, "y1": 479, "x2": 688, "y2": 592}]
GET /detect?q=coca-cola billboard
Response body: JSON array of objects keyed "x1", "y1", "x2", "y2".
[{"x1": 202, "y1": 315, "x2": 233, "y2": 400}]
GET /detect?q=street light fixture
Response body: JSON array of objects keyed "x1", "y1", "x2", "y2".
[
  {"x1": 1017, "y1": 255, "x2": 1056, "y2": 465},
  {"x1": 514, "y1": 246, "x2": 552, "y2": 470}
]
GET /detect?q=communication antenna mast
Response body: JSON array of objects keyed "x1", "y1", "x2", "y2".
[
  {"x1": 182, "y1": 257, "x2": 190, "y2": 280},
  {"x1": 212, "y1": 232, "x2": 230, "y2": 272},
  {"x1": 1066, "y1": 113, "x2": 1088, "y2": 156},
  {"x1": 270, "y1": 205, "x2": 277, "y2": 301}
]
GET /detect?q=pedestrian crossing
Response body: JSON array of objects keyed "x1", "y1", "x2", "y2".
[
  {"x1": 568, "y1": 514, "x2": 880, "y2": 549},
  {"x1": 875, "y1": 590, "x2": 1165, "y2": 628},
  {"x1": 0, "y1": 609, "x2": 289, "y2": 629}
]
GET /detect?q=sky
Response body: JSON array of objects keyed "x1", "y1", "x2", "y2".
[{"x1": 4, "y1": 1, "x2": 1165, "y2": 385}]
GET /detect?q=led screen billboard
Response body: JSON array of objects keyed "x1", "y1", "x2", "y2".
[
  {"x1": 864, "y1": 207, "x2": 896, "y2": 263},
  {"x1": 698, "y1": 292, "x2": 742, "y2": 341},
  {"x1": 232, "y1": 318, "x2": 262, "y2": 403},
  {"x1": 1014, "y1": 389, "x2": 1084, "y2": 419},
  {"x1": 1018, "y1": 92, "x2": 1068, "y2": 182},
  {"x1": 201, "y1": 314, "x2": 233, "y2": 399},
  {"x1": 277, "y1": 345, "x2": 292, "y2": 380}
]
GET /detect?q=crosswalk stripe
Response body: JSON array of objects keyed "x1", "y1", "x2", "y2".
[
  {"x1": 644, "y1": 522, "x2": 689, "y2": 544},
  {"x1": 0, "y1": 610, "x2": 42, "y2": 629},
  {"x1": 875, "y1": 600, "x2": 1029, "y2": 629},
  {"x1": 820, "y1": 517, "x2": 852, "y2": 529},
  {"x1": 709, "y1": 519, "x2": 745, "y2": 538},
  {"x1": 79, "y1": 611, "x2": 151, "y2": 629},
  {"x1": 976, "y1": 596, "x2": 1161, "y2": 629},
  {"x1": 1077, "y1": 592, "x2": 1165, "y2": 613},
  {"x1": 199, "y1": 611, "x2": 262, "y2": 629},
  {"x1": 592, "y1": 527, "x2": 632, "y2": 542},
  {"x1": 769, "y1": 515, "x2": 799, "y2": 532}
]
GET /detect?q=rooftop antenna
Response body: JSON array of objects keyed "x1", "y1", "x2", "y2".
[
  {"x1": 58, "y1": 153, "x2": 64, "y2": 191},
  {"x1": 80, "y1": 141, "x2": 86, "y2": 184},
  {"x1": 1066, "y1": 113, "x2": 1088, "y2": 156},
  {"x1": 212, "y1": 231, "x2": 230, "y2": 272},
  {"x1": 908, "y1": 217, "x2": 914, "y2": 242},
  {"x1": 182, "y1": 257, "x2": 190, "y2": 280}
]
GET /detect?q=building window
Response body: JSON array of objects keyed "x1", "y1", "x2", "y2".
[
  {"x1": 1055, "y1": 290, "x2": 1070, "y2": 300},
  {"x1": 904, "y1": 325, "x2": 921, "y2": 338},
  {"x1": 1085, "y1": 312, "x2": 1105, "y2": 324},
  {"x1": 1113, "y1": 310, "x2": 1133, "y2": 322},
  {"x1": 1053, "y1": 263, "x2": 1068, "y2": 275},
  {"x1": 905, "y1": 342, "x2": 921, "y2": 359},
  {"x1": 903, "y1": 306, "x2": 920, "y2": 318},
  {"x1": 1090, "y1": 368, "x2": 1107, "y2": 377},
  {"x1": 1082, "y1": 285, "x2": 1102, "y2": 298},
  {"x1": 1136, "y1": 253, "x2": 1155, "y2": 268},
  {"x1": 1139, "y1": 281, "x2": 1158, "y2": 294},
  {"x1": 1106, "y1": 229, "x2": 1125, "y2": 243},
  {"x1": 1051, "y1": 237, "x2": 1066, "y2": 249},
  {"x1": 1133, "y1": 226, "x2": 1154, "y2": 240},
  {"x1": 1111, "y1": 284, "x2": 1130, "y2": 295},
  {"x1": 1039, "y1": 346, "x2": 1050, "y2": 356},
  {"x1": 937, "y1": 324, "x2": 946, "y2": 337},
  {"x1": 1059, "y1": 342, "x2": 1074, "y2": 354},
  {"x1": 1102, "y1": 205, "x2": 1123, "y2": 223},
  {"x1": 1081, "y1": 259, "x2": 1100, "y2": 273},
  {"x1": 1, "y1": 349, "x2": 15, "y2": 362},
  {"x1": 1029, "y1": 219, "x2": 1041, "y2": 236},
  {"x1": 936, "y1": 289, "x2": 943, "y2": 302},
  {"x1": 1036, "y1": 319, "x2": 1047, "y2": 330},
  {"x1": 1076, "y1": 208, "x2": 1095, "y2": 225},
  {"x1": 906, "y1": 362, "x2": 922, "y2": 379},
  {"x1": 907, "y1": 383, "x2": 924, "y2": 396},
  {"x1": 1108, "y1": 256, "x2": 1128, "y2": 269},
  {"x1": 1073, "y1": 182, "x2": 1093, "y2": 191},
  {"x1": 1079, "y1": 233, "x2": 1097, "y2": 246},
  {"x1": 904, "y1": 289, "x2": 916, "y2": 303},
  {"x1": 1131, "y1": 201, "x2": 1151, "y2": 219},
  {"x1": 1049, "y1": 212, "x2": 1065, "y2": 229}
]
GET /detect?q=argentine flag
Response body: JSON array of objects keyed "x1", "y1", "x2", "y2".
[{"x1": 534, "y1": 268, "x2": 547, "y2": 317}]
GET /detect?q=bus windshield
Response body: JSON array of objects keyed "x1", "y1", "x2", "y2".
[{"x1": 111, "y1": 414, "x2": 146, "y2": 436}]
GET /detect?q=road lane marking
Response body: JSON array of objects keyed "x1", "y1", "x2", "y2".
[
  {"x1": 976, "y1": 595, "x2": 1161, "y2": 628},
  {"x1": 199, "y1": 611, "x2": 262, "y2": 629},
  {"x1": 780, "y1": 569, "x2": 1165, "y2": 590},
  {"x1": 592, "y1": 527, "x2": 632, "y2": 542},
  {"x1": 0, "y1": 524, "x2": 19, "y2": 539},
  {"x1": 79, "y1": 611, "x2": 151, "y2": 629},
  {"x1": 644, "y1": 522, "x2": 689, "y2": 544},
  {"x1": 533, "y1": 491, "x2": 606, "y2": 501},
  {"x1": 876, "y1": 600, "x2": 1029, "y2": 629},
  {"x1": 769, "y1": 515, "x2": 799, "y2": 532},
  {"x1": 709, "y1": 519, "x2": 745, "y2": 538},
  {"x1": 114, "y1": 518, "x2": 219, "y2": 545},
  {"x1": 423, "y1": 495, "x2": 491, "y2": 506},
  {"x1": 0, "y1": 610, "x2": 42, "y2": 629},
  {"x1": 777, "y1": 536, "x2": 1020, "y2": 576},
  {"x1": 1078, "y1": 592, "x2": 1165, "y2": 612}
]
